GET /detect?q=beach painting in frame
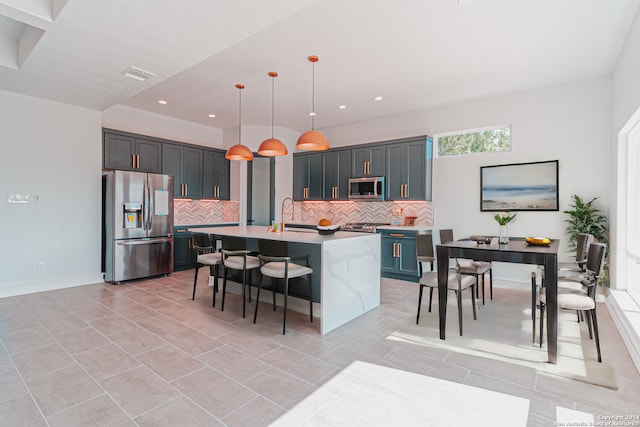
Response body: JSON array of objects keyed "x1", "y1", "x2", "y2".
[{"x1": 481, "y1": 160, "x2": 559, "y2": 211}]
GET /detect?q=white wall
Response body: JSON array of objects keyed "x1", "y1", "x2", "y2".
[
  {"x1": 0, "y1": 90, "x2": 103, "y2": 297},
  {"x1": 102, "y1": 104, "x2": 223, "y2": 148},
  {"x1": 325, "y1": 76, "x2": 612, "y2": 281},
  {"x1": 611, "y1": 6, "x2": 640, "y2": 288}
]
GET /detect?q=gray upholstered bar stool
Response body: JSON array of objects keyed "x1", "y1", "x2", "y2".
[
  {"x1": 254, "y1": 254, "x2": 313, "y2": 334},
  {"x1": 191, "y1": 233, "x2": 222, "y2": 307},
  {"x1": 220, "y1": 236, "x2": 260, "y2": 318}
]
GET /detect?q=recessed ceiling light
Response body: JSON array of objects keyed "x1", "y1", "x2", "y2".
[
  {"x1": 208, "y1": 114, "x2": 216, "y2": 118},
  {"x1": 309, "y1": 112, "x2": 316, "y2": 117},
  {"x1": 158, "y1": 100, "x2": 167, "y2": 105},
  {"x1": 373, "y1": 96, "x2": 383, "y2": 101},
  {"x1": 338, "y1": 105, "x2": 347, "y2": 110}
]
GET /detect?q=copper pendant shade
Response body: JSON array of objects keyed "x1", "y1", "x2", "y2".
[
  {"x1": 225, "y1": 84, "x2": 254, "y2": 161},
  {"x1": 296, "y1": 55, "x2": 330, "y2": 151},
  {"x1": 258, "y1": 71, "x2": 287, "y2": 156}
]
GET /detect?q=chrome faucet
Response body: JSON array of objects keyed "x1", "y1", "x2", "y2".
[{"x1": 281, "y1": 197, "x2": 294, "y2": 231}]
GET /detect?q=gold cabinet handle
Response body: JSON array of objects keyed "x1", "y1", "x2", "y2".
[
  {"x1": 390, "y1": 233, "x2": 405, "y2": 237},
  {"x1": 136, "y1": 154, "x2": 140, "y2": 169},
  {"x1": 397, "y1": 242, "x2": 401, "y2": 258},
  {"x1": 131, "y1": 154, "x2": 136, "y2": 168},
  {"x1": 185, "y1": 183, "x2": 188, "y2": 196}
]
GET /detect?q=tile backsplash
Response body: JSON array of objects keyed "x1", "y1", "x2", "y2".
[
  {"x1": 293, "y1": 201, "x2": 433, "y2": 226},
  {"x1": 175, "y1": 199, "x2": 433, "y2": 227},
  {"x1": 174, "y1": 199, "x2": 239, "y2": 225}
]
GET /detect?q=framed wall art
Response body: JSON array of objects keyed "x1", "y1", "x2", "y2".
[{"x1": 480, "y1": 160, "x2": 559, "y2": 211}]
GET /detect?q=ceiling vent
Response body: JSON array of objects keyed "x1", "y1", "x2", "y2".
[{"x1": 123, "y1": 66, "x2": 156, "y2": 81}]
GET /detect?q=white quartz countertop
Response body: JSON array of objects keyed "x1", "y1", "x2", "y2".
[{"x1": 189, "y1": 226, "x2": 379, "y2": 244}]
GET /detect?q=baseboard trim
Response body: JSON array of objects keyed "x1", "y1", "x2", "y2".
[
  {"x1": 0, "y1": 274, "x2": 105, "y2": 299},
  {"x1": 606, "y1": 290, "x2": 640, "y2": 374}
]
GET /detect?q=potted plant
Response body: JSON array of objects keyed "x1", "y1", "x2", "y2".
[
  {"x1": 564, "y1": 195, "x2": 608, "y2": 249},
  {"x1": 564, "y1": 195, "x2": 609, "y2": 284}
]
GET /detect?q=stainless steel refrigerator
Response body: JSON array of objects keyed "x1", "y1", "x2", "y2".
[{"x1": 103, "y1": 170, "x2": 174, "y2": 283}]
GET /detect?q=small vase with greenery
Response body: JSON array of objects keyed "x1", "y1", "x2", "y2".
[{"x1": 494, "y1": 212, "x2": 516, "y2": 243}]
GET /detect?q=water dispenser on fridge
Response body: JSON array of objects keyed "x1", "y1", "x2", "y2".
[{"x1": 123, "y1": 202, "x2": 142, "y2": 229}]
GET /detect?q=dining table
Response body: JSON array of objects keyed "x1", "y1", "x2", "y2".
[{"x1": 436, "y1": 237, "x2": 560, "y2": 364}]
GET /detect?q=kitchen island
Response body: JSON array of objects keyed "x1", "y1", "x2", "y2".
[{"x1": 190, "y1": 226, "x2": 381, "y2": 334}]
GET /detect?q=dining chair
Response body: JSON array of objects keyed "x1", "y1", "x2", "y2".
[
  {"x1": 416, "y1": 261, "x2": 477, "y2": 336},
  {"x1": 416, "y1": 233, "x2": 435, "y2": 275},
  {"x1": 191, "y1": 233, "x2": 223, "y2": 306},
  {"x1": 439, "y1": 229, "x2": 493, "y2": 304},
  {"x1": 537, "y1": 242, "x2": 606, "y2": 362},
  {"x1": 220, "y1": 236, "x2": 260, "y2": 318},
  {"x1": 254, "y1": 253, "x2": 313, "y2": 335}
]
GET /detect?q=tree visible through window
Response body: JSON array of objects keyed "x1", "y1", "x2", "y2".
[{"x1": 436, "y1": 126, "x2": 511, "y2": 157}]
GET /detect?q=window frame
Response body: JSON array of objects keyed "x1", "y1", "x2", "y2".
[{"x1": 434, "y1": 124, "x2": 512, "y2": 158}]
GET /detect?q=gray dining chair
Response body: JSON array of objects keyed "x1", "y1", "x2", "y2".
[
  {"x1": 536, "y1": 242, "x2": 606, "y2": 362},
  {"x1": 439, "y1": 229, "x2": 493, "y2": 304},
  {"x1": 416, "y1": 261, "x2": 477, "y2": 336}
]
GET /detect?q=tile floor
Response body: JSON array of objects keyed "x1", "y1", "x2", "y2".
[{"x1": 1, "y1": 271, "x2": 639, "y2": 426}]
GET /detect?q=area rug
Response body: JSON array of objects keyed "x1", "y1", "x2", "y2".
[{"x1": 389, "y1": 286, "x2": 618, "y2": 389}]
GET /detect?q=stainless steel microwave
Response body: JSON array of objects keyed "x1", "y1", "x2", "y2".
[{"x1": 348, "y1": 177, "x2": 385, "y2": 200}]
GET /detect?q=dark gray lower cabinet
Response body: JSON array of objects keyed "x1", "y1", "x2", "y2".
[
  {"x1": 173, "y1": 228, "x2": 196, "y2": 271},
  {"x1": 380, "y1": 230, "x2": 419, "y2": 282}
]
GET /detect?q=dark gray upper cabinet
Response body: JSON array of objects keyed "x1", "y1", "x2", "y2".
[
  {"x1": 322, "y1": 149, "x2": 352, "y2": 200},
  {"x1": 386, "y1": 138, "x2": 426, "y2": 201},
  {"x1": 103, "y1": 131, "x2": 162, "y2": 173},
  {"x1": 293, "y1": 153, "x2": 323, "y2": 201},
  {"x1": 352, "y1": 144, "x2": 386, "y2": 177},
  {"x1": 163, "y1": 144, "x2": 203, "y2": 199},
  {"x1": 202, "y1": 149, "x2": 230, "y2": 200}
]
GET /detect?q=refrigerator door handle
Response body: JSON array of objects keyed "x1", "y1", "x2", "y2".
[
  {"x1": 143, "y1": 178, "x2": 150, "y2": 231},
  {"x1": 147, "y1": 178, "x2": 153, "y2": 231},
  {"x1": 116, "y1": 237, "x2": 173, "y2": 246}
]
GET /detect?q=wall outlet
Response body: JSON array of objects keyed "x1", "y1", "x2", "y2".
[{"x1": 38, "y1": 262, "x2": 45, "y2": 272}]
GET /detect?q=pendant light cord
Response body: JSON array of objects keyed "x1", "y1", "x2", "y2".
[
  {"x1": 238, "y1": 85, "x2": 242, "y2": 145},
  {"x1": 311, "y1": 60, "x2": 316, "y2": 131},
  {"x1": 271, "y1": 75, "x2": 275, "y2": 138}
]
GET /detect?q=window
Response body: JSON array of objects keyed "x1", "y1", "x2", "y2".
[{"x1": 435, "y1": 125, "x2": 511, "y2": 158}]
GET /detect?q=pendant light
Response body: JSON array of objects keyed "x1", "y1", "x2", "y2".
[
  {"x1": 225, "y1": 83, "x2": 254, "y2": 161},
  {"x1": 296, "y1": 55, "x2": 330, "y2": 151},
  {"x1": 258, "y1": 71, "x2": 288, "y2": 156}
]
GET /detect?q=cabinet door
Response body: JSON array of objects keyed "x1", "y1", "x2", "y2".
[
  {"x1": 293, "y1": 155, "x2": 307, "y2": 201},
  {"x1": 307, "y1": 153, "x2": 322, "y2": 200},
  {"x1": 405, "y1": 140, "x2": 426, "y2": 200},
  {"x1": 386, "y1": 144, "x2": 406, "y2": 200},
  {"x1": 352, "y1": 148, "x2": 370, "y2": 178},
  {"x1": 104, "y1": 133, "x2": 135, "y2": 171},
  {"x1": 323, "y1": 150, "x2": 350, "y2": 200},
  {"x1": 386, "y1": 140, "x2": 426, "y2": 201},
  {"x1": 352, "y1": 146, "x2": 385, "y2": 177},
  {"x1": 293, "y1": 153, "x2": 322, "y2": 201},
  {"x1": 368, "y1": 145, "x2": 386, "y2": 176},
  {"x1": 203, "y1": 150, "x2": 230, "y2": 200},
  {"x1": 173, "y1": 230, "x2": 196, "y2": 271},
  {"x1": 182, "y1": 147, "x2": 203, "y2": 199},
  {"x1": 216, "y1": 153, "x2": 230, "y2": 200},
  {"x1": 397, "y1": 236, "x2": 419, "y2": 276},
  {"x1": 380, "y1": 235, "x2": 398, "y2": 273},
  {"x1": 135, "y1": 138, "x2": 162, "y2": 173},
  {"x1": 163, "y1": 144, "x2": 183, "y2": 198}
]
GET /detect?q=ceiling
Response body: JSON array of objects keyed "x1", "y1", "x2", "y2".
[{"x1": 1, "y1": 0, "x2": 639, "y2": 133}]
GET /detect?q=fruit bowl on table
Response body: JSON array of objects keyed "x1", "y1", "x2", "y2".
[
  {"x1": 317, "y1": 224, "x2": 340, "y2": 235},
  {"x1": 525, "y1": 237, "x2": 552, "y2": 246}
]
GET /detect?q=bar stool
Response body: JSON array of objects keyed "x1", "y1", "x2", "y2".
[
  {"x1": 191, "y1": 233, "x2": 222, "y2": 307},
  {"x1": 220, "y1": 236, "x2": 260, "y2": 318},
  {"x1": 254, "y1": 254, "x2": 313, "y2": 334}
]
